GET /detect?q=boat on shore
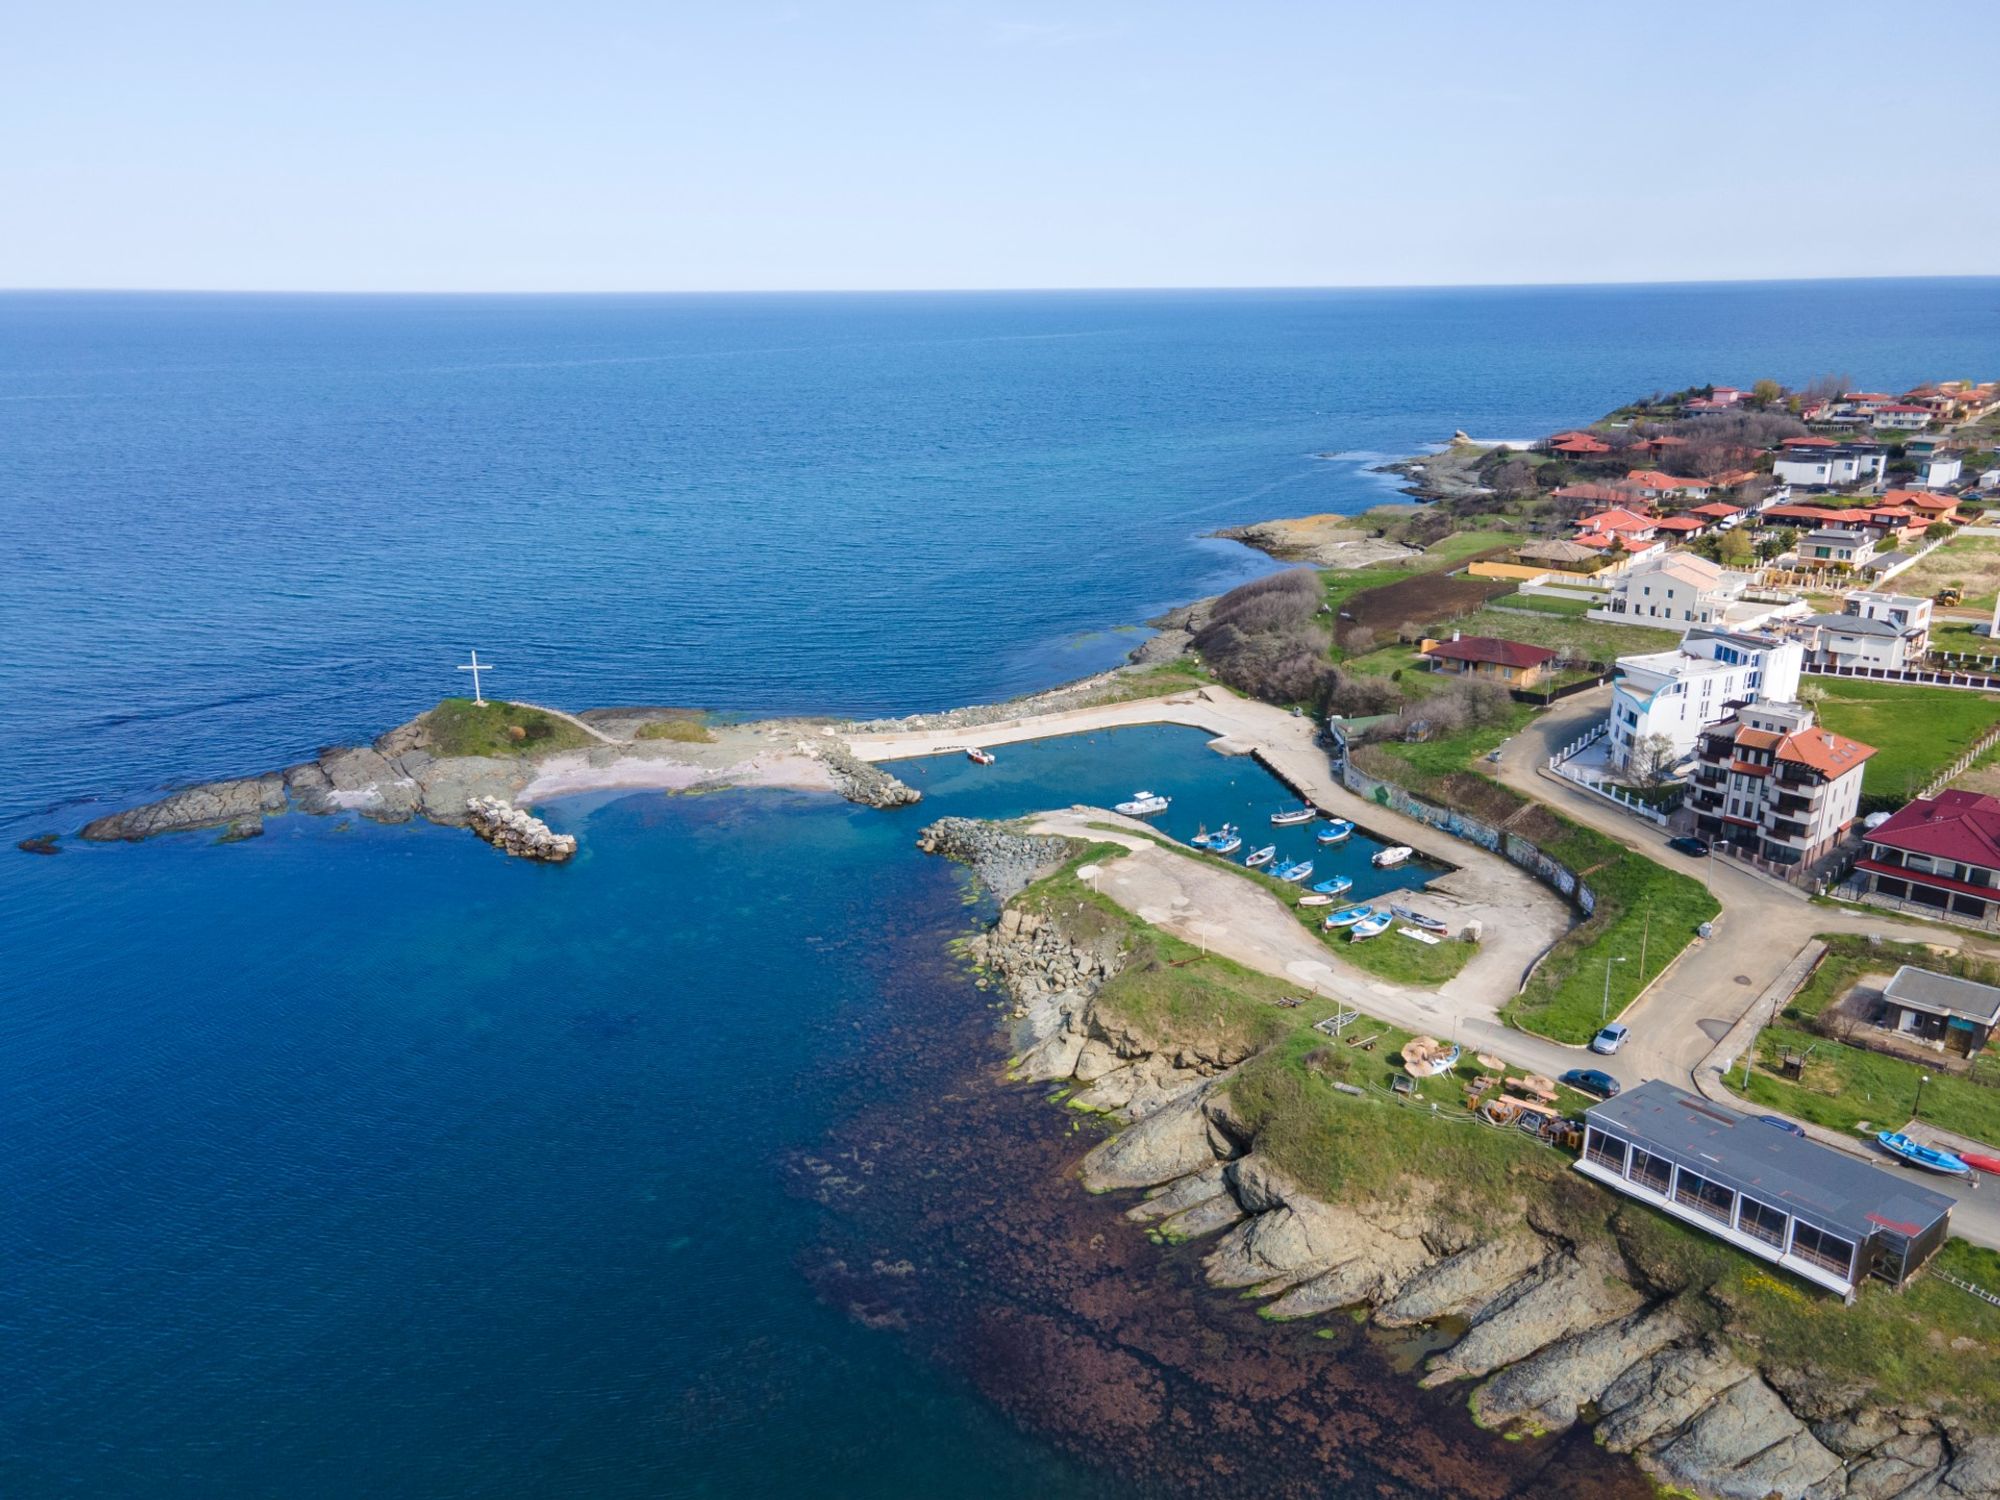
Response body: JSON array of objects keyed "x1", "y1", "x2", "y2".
[
  {"x1": 965, "y1": 746, "x2": 995, "y2": 765},
  {"x1": 1372, "y1": 845, "x2": 1414, "y2": 869},
  {"x1": 1311, "y1": 874, "x2": 1353, "y2": 898},
  {"x1": 1115, "y1": 790, "x2": 1171, "y2": 817},
  {"x1": 1876, "y1": 1132, "x2": 1972, "y2": 1176},
  {"x1": 1274, "y1": 859, "x2": 1314, "y2": 882},
  {"x1": 1316, "y1": 820, "x2": 1354, "y2": 845},
  {"x1": 1271, "y1": 805, "x2": 1318, "y2": 827},
  {"x1": 1322, "y1": 903, "x2": 1374, "y2": 929},
  {"x1": 1391, "y1": 904, "x2": 1448, "y2": 933},
  {"x1": 1298, "y1": 893, "x2": 1335, "y2": 908},
  {"x1": 1244, "y1": 845, "x2": 1277, "y2": 869},
  {"x1": 1349, "y1": 911, "x2": 1394, "y2": 940}
]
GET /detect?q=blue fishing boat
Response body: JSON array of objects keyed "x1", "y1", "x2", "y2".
[
  {"x1": 1349, "y1": 911, "x2": 1394, "y2": 940},
  {"x1": 1876, "y1": 1132, "x2": 1972, "y2": 1176},
  {"x1": 1191, "y1": 823, "x2": 1241, "y2": 853},
  {"x1": 1311, "y1": 874, "x2": 1353, "y2": 897},
  {"x1": 1274, "y1": 859, "x2": 1314, "y2": 882},
  {"x1": 1322, "y1": 903, "x2": 1374, "y2": 929},
  {"x1": 1316, "y1": 820, "x2": 1355, "y2": 845},
  {"x1": 1244, "y1": 845, "x2": 1277, "y2": 869}
]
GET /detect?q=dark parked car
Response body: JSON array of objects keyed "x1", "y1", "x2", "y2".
[
  {"x1": 1667, "y1": 836, "x2": 1710, "y2": 857},
  {"x1": 1560, "y1": 1068, "x2": 1621, "y2": 1099},
  {"x1": 1756, "y1": 1114, "x2": 1806, "y2": 1137}
]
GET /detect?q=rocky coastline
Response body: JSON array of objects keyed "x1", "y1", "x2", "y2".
[
  {"x1": 962, "y1": 861, "x2": 2000, "y2": 1500},
  {"x1": 463, "y1": 796, "x2": 577, "y2": 861}
]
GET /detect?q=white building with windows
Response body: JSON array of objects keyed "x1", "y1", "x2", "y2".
[
  {"x1": 1772, "y1": 446, "x2": 1887, "y2": 490},
  {"x1": 1593, "y1": 550, "x2": 1802, "y2": 634},
  {"x1": 1607, "y1": 628, "x2": 1803, "y2": 771},
  {"x1": 1787, "y1": 590, "x2": 1932, "y2": 671}
]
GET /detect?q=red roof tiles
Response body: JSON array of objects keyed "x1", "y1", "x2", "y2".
[
  {"x1": 1423, "y1": 635, "x2": 1557, "y2": 670},
  {"x1": 1866, "y1": 790, "x2": 2000, "y2": 871}
]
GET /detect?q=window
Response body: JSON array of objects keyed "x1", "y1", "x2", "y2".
[
  {"x1": 1790, "y1": 1223, "x2": 1855, "y2": 1279},
  {"x1": 1628, "y1": 1148, "x2": 1672, "y2": 1196},
  {"x1": 1737, "y1": 1198, "x2": 1788, "y2": 1249},
  {"x1": 1586, "y1": 1129, "x2": 1628, "y2": 1174},
  {"x1": 1673, "y1": 1168, "x2": 1735, "y2": 1223}
]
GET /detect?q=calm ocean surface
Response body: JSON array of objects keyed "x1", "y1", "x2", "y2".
[{"x1": 3, "y1": 282, "x2": 1997, "y2": 1497}]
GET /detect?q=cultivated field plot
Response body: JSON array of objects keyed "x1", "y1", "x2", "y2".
[
  {"x1": 1333, "y1": 572, "x2": 1507, "y2": 649},
  {"x1": 1895, "y1": 537, "x2": 2000, "y2": 612}
]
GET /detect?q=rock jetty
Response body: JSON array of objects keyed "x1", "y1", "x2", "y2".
[
  {"x1": 801, "y1": 736, "x2": 921, "y2": 809},
  {"x1": 915, "y1": 817, "x2": 1072, "y2": 899},
  {"x1": 463, "y1": 796, "x2": 576, "y2": 862},
  {"x1": 961, "y1": 875, "x2": 2000, "y2": 1500}
]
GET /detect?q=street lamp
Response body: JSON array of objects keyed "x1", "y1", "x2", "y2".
[
  {"x1": 1601, "y1": 955, "x2": 1628, "y2": 1026},
  {"x1": 1915, "y1": 1073, "x2": 1931, "y2": 1122}
]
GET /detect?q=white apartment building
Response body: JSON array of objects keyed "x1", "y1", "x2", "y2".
[
  {"x1": 1593, "y1": 551, "x2": 1801, "y2": 634},
  {"x1": 1789, "y1": 591, "x2": 1932, "y2": 671},
  {"x1": 1687, "y1": 700, "x2": 1875, "y2": 866},
  {"x1": 1607, "y1": 629, "x2": 1804, "y2": 771},
  {"x1": 1915, "y1": 453, "x2": 1963, "y2": 490},
  {"x1": 1772, "y1": 447, "x2": 1888, "y2": 490}
]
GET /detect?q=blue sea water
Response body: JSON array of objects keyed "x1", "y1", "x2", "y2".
[{"x1": 3, "y1": 281, "x2": 1998, "y2": 1497}]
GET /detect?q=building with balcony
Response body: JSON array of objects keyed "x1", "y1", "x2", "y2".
[
  {"x1": 1607, "y1": 628, "x2": 1803, "y2": 770},
  {"x1": 1856, "y1": 789, "x2": 2000, "y2": 925},
  {"x1": 1786, "y1": 590, "x2": 1932, "y2": 671},
  {"x1": 1577, "y1": 1081, "x2": 1952, "y2": 1300},
  {"x1": 1687, "y1": 701, "x2": 1874, "y2": 864},
  {"x1": 1772, "y1": 445, "x2": 1887, "y2": 490},
  {"x1": 1796, "y1": 527, "x2": 1877, "y2": 571}
]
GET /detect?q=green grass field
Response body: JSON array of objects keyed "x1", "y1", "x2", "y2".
[
  {"x1": 1928, "y1": 619, "x2": 1999, "y2": 660},
  {"x1": 1743, "y1": 1024, "x2": 2000, "y2": 1145},
  {"x1": 1491, "y1": 590, "x2": 1594, "y2": 617},
  {"x1": 1809, "y1": 679, "x2": 2000, "y2": 803},
  {"x1": 1895, "y1": 536, "x2": 2000, "y2": 613},
  {"x1": 422, "y1": 699, "x2": 594, "y2": 758},
  {"x1": 1427, "y1": 605, "x2": 1678, "y2": 665}
]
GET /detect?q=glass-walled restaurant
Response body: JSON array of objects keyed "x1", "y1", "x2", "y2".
[{"x1": 1576, "y1": 1082, "x2": 1953, "y2": 1300}]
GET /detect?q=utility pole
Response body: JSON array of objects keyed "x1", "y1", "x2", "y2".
[
  {"x1": 1639, "y1": 897, "x2": 1652, "y2": 979},
  {"x1": 1601, "y1": 954, "x2": 1628, "y2": 1026}
]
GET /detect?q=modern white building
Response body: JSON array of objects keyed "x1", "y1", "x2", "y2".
[
  {"x1": 1686, "y1": 699, "x2": 1875, "y2": 865},
  {"x1": 1915, "y1": 453, "x2": 1963, "y2": 490},
  {"x1": 1772, "y1": 446, "x2": 1887, "y2": 490},
  {"x1": 1607, "y1": 628, "x2": 1804, "y2": 770},
  {"x1": 1787, "y1": 593, "x2": 1931, "y2": 671},
  {"x1": 1593, "y1": 550, "x2": 1803, "y2": 634},
  {"x1": 1796, "y1": 528, "x2": 1877, "y2": 571}
]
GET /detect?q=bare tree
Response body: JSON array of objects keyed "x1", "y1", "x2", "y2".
[{"x1": 1630, "y1": 733, "x2": 1679, "y2": 789}]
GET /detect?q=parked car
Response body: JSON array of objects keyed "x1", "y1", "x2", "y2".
[
  {"x1": 1667, "y1": 835, "x2": 1710, "y2": 857},
  {"x1": 1560, "y1": 1068, "x2": 1621, "y2": 1099},
  {"x1": 1590, "y1": 1022, "x2": 1630, "y2": 1056},
  {"x1": 1756, "y1": 1114, "x2": 1806, "y2": 1137}
]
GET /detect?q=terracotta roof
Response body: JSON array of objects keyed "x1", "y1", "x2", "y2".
[
  {"x1": 1554, "y1": 482, "x2": 1652, "y2": 507},
  {"x1": 1552, "y1": 436, "x2": 1613, "y2": 455},
  {"x1": 1777, "y1": 726, "x2": 1875, "y2": 777},
  {"x1": 1691, "y1": 502, "x2": 1743, "y2": 518},
  {"x1": 1713, "y1": 469, "x2": 1762, "y2": 488},
  {"x1": 1572, "y1": 532, "x2": 1617, "y2": 550},
  {"x1": 1866, "y1": 790, "x2": 2000, "y2": 870},
  {"x1": 1625, "y1": 469, "x2": 1712, "y2": 491},
  {"x1": 1782, "y1": 436, "x2": 1838, "y2": 448},
  {"x1": 1883, "y1": 489, "x2": 1958, "y2": 511},
  {"x1": 1422, "y1": 635, "x2": 1558, "y2": 670},
  {"x1": 1644, "y1": 434, "x2": 1690, "y2": 447},
  {"x1": 1578, "y1": 508, "x2": 1657, "y2": 533},
  {"x1": 1651, "y1": 515, "x2": 1704, "y2": 532}
]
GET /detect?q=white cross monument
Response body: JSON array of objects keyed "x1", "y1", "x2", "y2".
[{"x1": 457, "y1": 649, "x2": 495, "y2": 706}]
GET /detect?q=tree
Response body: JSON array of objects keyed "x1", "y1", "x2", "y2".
[
  {"x1": 1718, "y1": 527, "x2": 1755, "y2": 566},
  {"x1": 1629, "y1": 733, "x2": 1679, "y2": 789},
  {"x1": 1751, "y1": 378, "x2": 1783, "y2": 408}
]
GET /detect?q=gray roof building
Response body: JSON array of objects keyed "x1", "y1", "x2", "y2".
[
  {"x1": 1883, "y1": 966, "x2": 2000, "y2": 1027},
  {"x1": 1577, "y1": 1081, "x2": 1953, "y2": 1298}
]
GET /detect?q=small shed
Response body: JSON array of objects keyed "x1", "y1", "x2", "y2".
[{"x1": 1881, "y1": 965, "x2": 2000, "y2": 1056}]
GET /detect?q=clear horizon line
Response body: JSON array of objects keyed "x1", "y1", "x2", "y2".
[{"x1": 3, "y1": 271, "x2": 1998, "y2": 298}]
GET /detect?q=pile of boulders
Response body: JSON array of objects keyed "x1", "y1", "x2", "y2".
[{"x1": 464, "y1": 796, "x2": 576, "y2": 862}]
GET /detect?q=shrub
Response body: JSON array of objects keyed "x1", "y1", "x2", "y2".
[{"x1": 1191, "y1": 570, "x2": 1337, "y2": 706}]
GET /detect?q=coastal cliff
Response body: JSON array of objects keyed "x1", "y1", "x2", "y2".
[{"x1": 961, "y1": 852, "x2": 2000, "y2": 1500}]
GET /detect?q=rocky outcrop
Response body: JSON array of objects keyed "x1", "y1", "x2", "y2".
[
  {"x1": 463, "y1": 796, "x2": 576, "y2": 862},
  {"x1": 916, "y1": 817, "x2": 1073, "y2": 899},
  {"x1": 81, "y1": 772, "x2": 288, "y2": 841},
  {"x1": 804, "y1": 737, "x2": 920, "y2": 809}
]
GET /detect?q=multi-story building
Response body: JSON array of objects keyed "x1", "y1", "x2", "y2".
[
  {"x1": 1787, "y1": 590, "x2": 1931, "y2": 671},
  {"x1": 1772, "y1": 445, "x2": 1887, "y2": 490},
  {"x1": 1607, "y1": 628, "x2": 1803, "y2": 770},
  {"x1": 1855, "y1": 790, "x2": 2000, "y2": 925},
  {"x1": 1796, "y1": 527, "x2": 1876, "y2": 571},
  {"x1": 1687, "y1": 700, "x2": 1874, "y2": 864}
]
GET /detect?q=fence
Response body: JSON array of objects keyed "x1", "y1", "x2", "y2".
[
  {"x1": 1336, "y1": 757, "x2": 1597, "y2": 917},
  {"x1": 1806, "y1": 662, "x2": 2000, "y2": 693},
  {"x1": 1545, "y1": 722, "x2": 1673, "y2": 827},
  {"x1": 1916, "y1": 718, "x2": 2000, "y2": 802}
]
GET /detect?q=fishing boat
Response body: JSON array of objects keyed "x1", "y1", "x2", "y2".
[
  {"x1": 1391, "y1": 904, "x2": 1448, "y2": 933},
  {"x1": 1273, "y1": 859, "x2": 1314, "y2": 882},
  {"x1": 965, "y1": 747, "x2": 995, "y2": 765},
  {"x1": 1311, "y1": 874, "x2": 1354, "y2": 897},
  {"x1": 1315, "y1": 820, "x2": 1354, "y2": 845},
  {"x1": 1322, "y1": 903, "x2": 1374, "y2": 929},
  {"x1": 1372, "y1": 845, "x2": 1414, "y2": 868},
  {"x1": 1298, "y1": 893, "x2": 1335, "y2": 908},
  {"x1": 1271, "y1": 805, "x2": 1318, "y2": 827},
  {"x1": 1191, "y1": 823, "x2": 1240, "y2": 852},
  {"x1": 1876, "y1": 1132, "x2": 1972, "y2": 1176},
  {"x1": 1209, "y1": 832, "x2": 1242, "y2": 855},
  {"x1": 1114, "y1": 790, "x2": 1171, "y2": 817},
  {"x1": 1349, "y1": 911, "x2": 1394, "y2": 940},
  {"x1": 1244, "y1": 845, "x2": 1277, "y2": 869}
]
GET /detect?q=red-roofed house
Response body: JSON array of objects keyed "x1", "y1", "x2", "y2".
[
  {"x1": 1882, "y1": 489, "x2": 1960, "y2": 521},
  {"x1": 1856, "y1": 790, "x2": 2000, "y2": 924},
  {"x1": 1576, "y1": 508, "x2": 1659, "y2": 542},
  {"x1": 1625, "y1": 469, "x2": 1716, "y2": 500},
  {"x1": 1712, "y1": 469, "x2": 1763, "y2": 490},
  {"x1": 1554, "y1": 482, "x2": 1654, "y2": 510},
  {"x1": 1549, "y1": 430, "x2": 1613, "y2": 456},
  {"x1": 1651, "y1": 514, "x2": 1705, "y2": 536},
  {"x1": 1782, "y1": 435, "x2": 1839, "y2": 450},
  {"x1": 1690, "y1": 501, "x2": 1744, "y2": 522},
  {"x1": 1690, "y1": 701, "x2": 1875, "y2": 865},
  {"x1": 1419, "y1": 632, "x2": 1558, "y2": 688},
  {"x1": 1685, "y1": 387, "x2": 1746, "y2": 416}
]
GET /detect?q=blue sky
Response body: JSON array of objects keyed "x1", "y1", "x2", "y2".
[{"x1": 6, "y1": 1, "x2": 1996, "y2": 291}]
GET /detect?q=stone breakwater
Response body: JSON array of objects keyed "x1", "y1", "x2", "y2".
[
  {"x1": 800, "y1": 736, "x2": 921, "y2": 809},
  {"x1": 463, "y1": 796, "x2": 576, "y2": 862},
  {"x1": 962, "y1": 875, "x2": 2000, "y2": 1500},
  {"x1": 915, "y1": 818, "x2": 1073, "y2": 900}
]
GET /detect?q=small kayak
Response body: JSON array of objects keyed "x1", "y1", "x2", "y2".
[{"x1": 1962, "y1": 1153, "x2": 2000, "y2": 1176}]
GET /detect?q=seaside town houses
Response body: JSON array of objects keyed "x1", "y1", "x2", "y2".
[
  {"x1": 1686, "y1": 700, "x2": 1875, "y2": 866},
  {"x1": 1607, "y1": 628, "x2": 1804, "y2": 771},
  {"x1": 1786, "y1": 590, "x2": 1932, "y2": 672},
  {"x1": 1772, "y1": 443, "x2": 1887, "y2": 490}
]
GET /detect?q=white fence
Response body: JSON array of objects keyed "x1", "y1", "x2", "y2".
[
  {"x1": 1546, "y1": 722, "x2": 1672, "y2": 826},
  {"x1": 1805, "y1": 663, "x2": 2000, "y2": 693}
]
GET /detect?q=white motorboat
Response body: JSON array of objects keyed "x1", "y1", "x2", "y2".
[
  {"x1": 1372, "y1": 845, "x2": 1414, "y2": 868},
  {"x1": 1114, "y1": 790, "x2": 1171, "y2": 817}
]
